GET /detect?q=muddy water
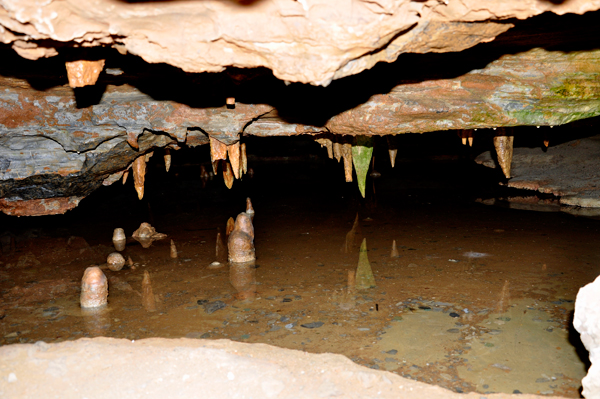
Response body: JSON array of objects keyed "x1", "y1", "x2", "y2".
[{"x1": 1, "y1": 138, "x2": 599, "y2": 397}]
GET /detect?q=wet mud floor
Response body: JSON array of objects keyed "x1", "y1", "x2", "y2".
[{"x1": 1, "y1": 136, "x2": 599, "y2": 397}]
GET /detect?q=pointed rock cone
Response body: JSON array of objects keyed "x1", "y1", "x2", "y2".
[
  {"x1": 127, "y1": 130, "x2": 139, "y2": 150},
  {"x1": 333, "y1": 142, "x2": 342, "y2": 162},
  {"x1": 342, "y1": 143, "x2": 353, "y2": 182},
  {"x1": 170, "y1": 239, "x2": 178, "y2": 259},
  {"x1": 228, "y1": 213, "x2": 255, "y2": 263},
  {"x1": 461, "y1": 130, "x2": 468, "y2": 145},
  {"x1": 495, "y1": 280, "x2": 511, "y2": 314},
  {"x1": 493, "y1": 134, "x2": 514, "y2": 179},
  {"x1": 112, "y1": 228, "x2": 126, "y2": 251},
  {"x1": 342, "y1": 213, "x2": 361, "y2": 253},
  {"x1": 216, "y1": 231, "x2": 227, "y2": 263},
  {"x1": 223, "y1": 160, "x2": 234, "y2": 189},
  {"x1": 246, "y1": 197, "x2": 255, "y2": 217},
  {"x1": 347, "y1": 270, "x2": 356, "y2": 294},
  {"x1": 355, "y1": 238, "x2": 376, "y2": 290},
  {"x1": 209, "y1": 136, "x2": 228, "y2": 164},
  {"x1": 352, "y1": 137, "x2": 374, "y2": 198},
  {"x1": 228, "y1": 141, "x2": 241, "y2": 179},
  {"x1": 122, "y1": 169, "x2": 129, "y2": 185},
  {"x1": 127, "y1": 256, "x2": 134, "y2": 267},
  {"x1": 241, "y1": 143, "x2": 248, "y2": 175},
  {"x1": 226, "y1": 217, "x2": 235, "y2": 238},
  {"x1": 164, "y1": 148, "x2": 171, "y2": 172},
  {"x1": 390, "y1": 240, "x2": 400, "y2": 258},
  {"x1": 468, "y1": 136, "x2": 474, "y2": 147},
  {"x1": 80, "y1": 266, "x2": 108, "y2": 308},
  {"x1": 132, "y1": 155, "x2": 146, "y2": 200},
  {"x1": 388, "y1": 149, "x2": 397, "y2": 168},
  {"x1": 142, "y1": 270, "x2": 157, "y2": 312}
]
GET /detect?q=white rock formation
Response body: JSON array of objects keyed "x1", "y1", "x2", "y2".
[{"x1": 574, "y1": 274, "x2": 600, "y2": 399}]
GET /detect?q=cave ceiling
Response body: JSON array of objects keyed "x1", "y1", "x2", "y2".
[{"x1": 0, "y1": 0, "x2": 600, "y2": 215}]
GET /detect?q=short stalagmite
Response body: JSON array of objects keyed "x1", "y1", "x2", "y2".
[
  {"x1": 112, "y1": 228, "x2": 126, "y2": 251},
  {"x1": 355, "y1": 238, "x2": 376, "y2": 290},
  {"x1": 493, "y1": 132, "x2": 514, "y2": 179},
  {"x1": 107, "y1": 252, "x2": 126, "y2": 271},
  {"x1": 170, "y1": 239, "x2": 178, "y2": 259},
  {"x1": 245, "y1": 197, "x2": 255, "y2": 217},
  {"x1": 226, "y1": 217, "x2": 235, "y2": 237},
  {"x1": 132, "y1": 155, "x2": 146, "y2": 200},
  {"x1": 141, "y1": 270, "x2": 157, "y2": 312},
  {"x1": 80, "y1": 266, "x2": 108, "y2": 308},
  {"x1": 390, "y1": 240, "x2": 400, "y2": 258},
  {"x1": 228, "y1": 213, "x2": 255, "y2": 263},
  {"x1": 216, "y1": 231, "x2": 227, "y2": 263}
]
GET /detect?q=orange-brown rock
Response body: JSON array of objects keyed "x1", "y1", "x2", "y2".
[
  {"x1": 80, "y1": 266, "x2": 108, "y2": 308},
  {"x1": 227, "y1": 213, "x2": 255, "y2": 263},
  {"x1": 65, "y1": 59, "x2": 105, "y2": 88}
]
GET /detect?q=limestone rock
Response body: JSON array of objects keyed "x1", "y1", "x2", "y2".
[{"x1": 574, "y1": 275, "x2": 600, "y2": 398}]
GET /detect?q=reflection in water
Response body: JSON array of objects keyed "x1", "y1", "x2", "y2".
[
  {"x1": 342, "y1": 213, "x2": 361, "y2": 253},
  {"x1": 495, "y1": 279, "x2": 511, "y2": 314},
  {"x1": 81, "y1": 306, "x2": 111, "y2": 336},
  {"x1": 229, "y1": 261, "x2": 257, "y2": 302},
  {"x1": 355, "y1": 238, "x2": 376, "y2": 290}
]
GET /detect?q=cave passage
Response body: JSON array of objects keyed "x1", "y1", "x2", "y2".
[{"x1": 1, "y1": 134, "x2": 598, "y2": 397}]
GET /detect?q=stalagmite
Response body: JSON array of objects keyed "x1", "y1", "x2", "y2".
[
  {"x1": 352, "y1": 137, "x2": 374, "y2": 198},
  {"x1": 241, "y1": 143, "x2": 248, "y2": 175},
  {"x1": 164, "y1": 149, "x2": 171, "y2": 172},
  {"x1": 216, "y1": 231, "x2": 227, "y2": 263},
  {"x1": 141, "y1": 270, "x2": 157, "y2": 312},
  {"x1": 222, "y1": 160, "x2": 234, "y2": 189},
  {"x1": 226, "y1": 217, "x2": 235, "y2": 237},
  {"x1": 65, "y1": 59, "x2": 105, "y2": 88},
  {"x1": 112, "y1": 228, "x2": 126, "y2": 251},
  {"x1": 574, "y1": 275, "x2": 600, "y2": 399},
  {"x1": 107, "y1": 252, "x2": 126, "y2": 271},
  {"x1": 132, "y1": 155, "x2": 146, "y2": 200},
  {"x1": 127, "y1": 131, "x2": 139, "y2": 150},
  {"x1": 316, "y1": 138, "x2": 333, "y2": 159},
  {"x1": 355, "y1": 238, "x2": 376, "y2": 290},
  {"x1": 228, "y1": 213, "x2": 255, "y2": 263},
  {"x1": 246, "y1": 197, "x2": 255, "y2": 217},
  {"x1": 341, "y1": 143, "x2": 353, "y2": 182},
  {"x1": 495, "y1": 280, "x2": 511, "y2": 313},
  {"x1": 127, "y1": 256, "x2": 133, "y2": 267},
  {"x1": 227, "y1": 142, "x2": 241, "y2": 179},
  {"x1": 347, "y1": 270, "x2": 356, "y2": 293},
  {"x1": 226, "y1": 97, "x2": 235, "y2": 108},
  {"x1": 333, "y1": 142, "x2": 342, "y2": 162},
  {"x1": 132, "y1": 222, "x2": 167, "y2": 248},
  {"x1": 122, "y1": 169, "x2": 129, "y2": 185},
  {"x1": 493, "y1": 132, "x2": 514, "y2": 179},
  {"x1": 170, "y1": 239, "x2": 178, "y2": 259},
  {"x1": 390, "y1": 240, "x2": 400, "y2": 258},
  {"x1": 342, "y1": 213, "x2": 361, "y2": 253},
  {"x1": 80, "y1": 266, "x2": 108, "y2": 308}
]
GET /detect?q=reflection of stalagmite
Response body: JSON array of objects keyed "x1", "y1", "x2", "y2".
[
  {"x1": 170, "y1": 239, "x2": 178, "y2": 259},
  {"x1": 493, "y1": 131, "x2": 514, "y2": 178},
  {"x1": 228, "y1": 141, "x2": 241, "y2": 179},
  {"x1": 333, "y1": 142, "x2": 342, "y2": 162},
  {"x1": 241, "y1": 143, "x2": 248, "y2": 175},
  {"x1": 142, "y1": 270, "x2": 157, "y2": 312},
  {"x1": 356, "y1": 238, "x2": 376, "y2": 290},
  {"x1": 112, "y1": 228, "x2": 126, "y2": 251},
  {"x1": 80, "y1": 266, "x2": 108, "y2": 308},
  {"x1": 347, "y1": 270, "x2": 356, "y2": 294},
  {"x1": 342, "y1": 213, "x2": 361, "y2": 253},
  {"x1": 341, "y1": 143, "x2": 353, "y2": 182},
  {"x1": 132, "y1": 155, "x2": 146, "y2": 200},
  {"x1": 390, "y1": 240, "x2": 400, "y2": 258},
  {"x1": 164, "y1": 148, "x2": 171, "y2": 172},
  {"x1": 352, "y1": 136, "x2": 373, "y2": 198},
  {"x1": 223, "y1": 160, "x2": 234, "y2": 189},
  {"x1": 228, "y1": 213, "x2": 255, "y2": 263},
  {"x1": 230, "y1": 261, "x2": 257, "y2": 301},
  {"x1": 226, "y1": 217, "x2": 235, "y2": 238},
  {"x1": 81, "y1": 306, "x2": 111, "y2": 336},
  {"x1": 495, "y1": 280, "x2": 511, "y2": 313},
  {"x1": 216, "y1": 231, "x2": 227, "y2": 263}
]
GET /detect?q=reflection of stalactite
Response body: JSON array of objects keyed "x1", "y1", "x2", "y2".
[
  {"x1": 230, "y1": 261, "x2": 257, "y2": 301},
  {"x1": 355, "y1": 238, "x2": 376, "y2": 290},
  {"x1": 342, "y1": 213, "x2": 361, "y2": 253},
  {"x1": 495, "y1": 280, "x2": 511, "y2": 314}
]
